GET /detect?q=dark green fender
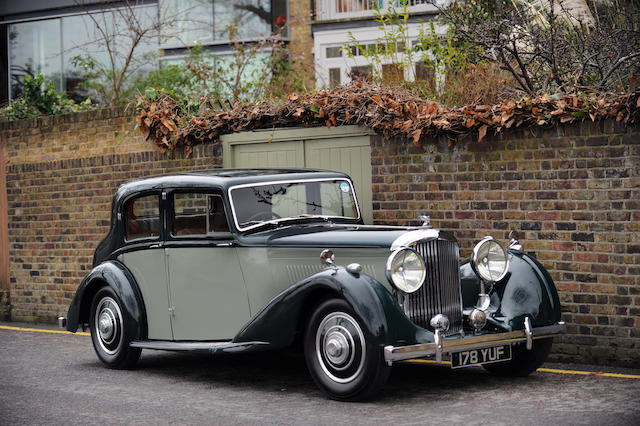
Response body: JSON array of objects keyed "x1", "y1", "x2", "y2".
[
  {"x1": 460, "y1": 250, "x2": 562, "y2": 331},
  {"x1": 66, "y1": 261, "x2": 147, "y2": 340},
  {"x1": 233, "y1": 267, "x2": 431, "y2": 348}
]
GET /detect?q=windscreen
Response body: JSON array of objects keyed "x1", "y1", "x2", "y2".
[{"x1": 230, "y1": 179, "x2": 359, "y2": 230}]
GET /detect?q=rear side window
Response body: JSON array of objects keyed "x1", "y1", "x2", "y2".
[
  {"x1": 173, "y1": 193, "x2": 230, "y2": 236},
  {"x1": 125, "y1": 195, "x2": 160, "y2": 241}
]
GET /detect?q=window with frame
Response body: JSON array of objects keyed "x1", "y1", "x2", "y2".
[
  {"x1": 173, "y1": 193, "x2": 230, "y2": 236},
  {"x1": 125, "y1": 195, "x2": 161, "y2": 241}
]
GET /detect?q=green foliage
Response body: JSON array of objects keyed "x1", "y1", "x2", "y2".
[
  {"x1": 71, "y1": 50, "x2": 158, "y2": 106},
  {"x1": 0, "y1": 74, "x2": 91, "y2": 121},
  {"x1": 344, "y1": 0, "x2": 505, "y2": 106},
  {"x1": 135, "y1": 25, "x2": 304, "y2": 118}
]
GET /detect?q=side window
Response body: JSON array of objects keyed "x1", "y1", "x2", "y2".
[
  {"x1": 173, "y1": 193, "x2": 230, "y2": 236},
  {"x1": 125, "y1": 194, "x2": 160, "y2": 241}
]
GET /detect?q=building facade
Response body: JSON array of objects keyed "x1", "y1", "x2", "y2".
[
  {"x1": 311, "y1": 0, "x2": 441, "y2": 89},
  {"x1": 0, "y1": 0, "x2": 288, "y2": 104}
]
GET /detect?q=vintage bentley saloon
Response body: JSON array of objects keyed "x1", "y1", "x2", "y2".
[{"x1": 62, "y1": 169, "x2": 564, "y2": 401}]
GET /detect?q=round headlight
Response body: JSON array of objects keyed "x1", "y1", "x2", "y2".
[
  {"x1": 386, "y1": 248, "x2": 426, "y2": 293},
  {"x1": 471, "y1": 237, "x2": 509, "y2": 282}
]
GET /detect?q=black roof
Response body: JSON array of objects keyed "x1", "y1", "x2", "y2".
[{"x1": 113, "y1": 168, "x2": 351, "y2": 203}]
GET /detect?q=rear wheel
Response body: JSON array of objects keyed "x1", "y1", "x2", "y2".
[
  {"x1": 304, "y1": 299, "x2": 390, "y2": 401},
  {"x1": 89, "y1": 286, "x2": 141, "y2": 369},
  {"x1": 483, "y1": 338, "x2": 553, "y2": 377}
]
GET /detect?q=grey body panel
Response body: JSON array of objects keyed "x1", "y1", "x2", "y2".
[
  {"x1": 120, "y1": 250, "x2": 171, "y2": 340},
  {"x1": 240, "y1": 246, "x2": 391, "y2": 317},
  {"x1": 167, "y1": 247, "x2": 251, "y2": 340}
]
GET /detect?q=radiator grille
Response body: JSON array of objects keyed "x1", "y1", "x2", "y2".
[{"x1": 404, "y1": 239, "x2": 464, "y2": 335}]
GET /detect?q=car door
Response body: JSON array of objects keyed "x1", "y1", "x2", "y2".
[
  {"x1": 118, "y1": 192, "x2": 173, "y2": 340},
  {"x1": 165, "y1": 190, "x2": 251, "y2": 341}
]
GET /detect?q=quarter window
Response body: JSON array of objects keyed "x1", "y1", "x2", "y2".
[
  {"x1": 173, "y1": 193, "x2": 230, "y2": 236},
  {"x1": 125, "y1": 195, "x2": 160, "y2": 241}
]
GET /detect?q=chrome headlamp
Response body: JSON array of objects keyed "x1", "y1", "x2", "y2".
[
  {"x1": 471, "y1": 236, "x2": 509, "y2": 282},
  {"x1": 386, "y1": 248, "x2": 426, "y2": 293}
]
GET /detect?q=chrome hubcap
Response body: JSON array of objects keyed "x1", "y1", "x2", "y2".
[
  {"x1": 98, "y1": 311, "x2": 116, "y2": 342},
  {"x1": 94, "y1": 296, "x2": 123, "y2": 356},
  {"x1": 325, "y1": 333, "x2": 349, "y2": 364},
  {"x1": 315, "y1": 311, "x2": 365, "y2": 384}
]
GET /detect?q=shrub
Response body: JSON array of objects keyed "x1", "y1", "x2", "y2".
[{"x1": 0, "y1": 74, "x2": 91, "y2": 121}]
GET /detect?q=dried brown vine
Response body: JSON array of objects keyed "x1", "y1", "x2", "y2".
[{"x1": 136, "y1": 82, "x2": 640, "y2": 157}]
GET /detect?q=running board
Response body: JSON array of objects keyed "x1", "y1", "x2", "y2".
[{"x1": 130, "y1": 340, "x2": 270, "y2": 354}]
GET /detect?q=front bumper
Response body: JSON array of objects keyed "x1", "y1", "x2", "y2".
[{"x1": 384, "y1": 320, "x2": 565, "y2": 365}]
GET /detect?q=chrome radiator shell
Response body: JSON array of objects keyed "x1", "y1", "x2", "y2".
[{"x1": 398, "y1": 233, "x2": 464, "y2": 335}]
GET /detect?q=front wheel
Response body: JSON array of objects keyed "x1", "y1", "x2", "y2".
[
  {"x1": 483, "y1": 338, "x2": 553, "y2": 377},
  {"x1": 304, "y1": 299, "x2": 390, "y2": 401},
  {"x1": 89, "y1": 286, "x2": 141, "y2": 369}
]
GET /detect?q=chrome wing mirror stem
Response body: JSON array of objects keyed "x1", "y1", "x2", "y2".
[{"x1": 508, "y1": 229, "x2": 523, "y2": 252}]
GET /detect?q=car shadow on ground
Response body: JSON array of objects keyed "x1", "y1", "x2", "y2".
[{"x1": 88, "y1": 349, "x2": 547, "y2": 401}]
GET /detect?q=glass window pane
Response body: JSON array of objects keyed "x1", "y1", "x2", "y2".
[
  {"x1": 62, "y1": 5, "x2": 158, "y2": 102},
  {"x1": 126, "y1": 195, "x2": 160, "y2": 240},
  {"x1": 173, "y1": 193, "x2": 229, "y2": 235},
  {"x1": 326, "y1": 46, "x2": 341, "y2": 58},
  {"x1": 62, "y1": 13, "x2": 111, "y2": 101},
  {"x1": 208, "y1": 195, "x2": 230, "y2": 233},
  {"x1": 214, "y1": 51, "x2": 270, "y2": 98},
  {"x1": 350, "y1": 65, "x2": 372, "y2": 81},
  {"x1": 160, "y1": 0, "x2": 214, "y2": 46},
  {"x1": 272, "y1": 186, "x2": 306, "y2": 218},
  {"x1": 213, "y1": 0, "x2": 272, "y2": 40},
  {"x1": 319, "y1": 182, "x2": 355, "y2": 217},
  {"x1": 272, "y1": 0, "x2": 288, "y2": 37},
  {"x1": 231, "y1": 180, "x2": 358, "y2": 229},
  {"x1": 173, "y1": 192, "x2": 207, "y2": 235},
  {"x1": 9, "y1": 20, "x2": 62, "y2": 98},
  {"x1": 329, "y1": 68, "x2": 341, "y2": 88}
]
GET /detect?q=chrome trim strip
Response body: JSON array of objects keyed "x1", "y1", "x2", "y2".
[
  {"x1": 130, "y1": 340, "x2": 269, "y2": 353},
  {"x1": 383, "y1": 322, "x2": 565, "y2": 364},
  {"x1": 390, "y1": 229, "x2": 440, "y2": 251},
  {"x1": 227, "y1": 178, "x2": 361, "y2": 232}
]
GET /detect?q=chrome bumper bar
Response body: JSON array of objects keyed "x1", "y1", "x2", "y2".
[{"x1": 384, "y1": 320, "x2": 565, "y2": 365}]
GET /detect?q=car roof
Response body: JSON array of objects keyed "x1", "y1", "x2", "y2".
[{"x1": 113, "y1": 168, "x2": 352, "y2": 203}]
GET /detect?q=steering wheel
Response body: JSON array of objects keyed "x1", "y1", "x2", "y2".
[{"x1": 246, "y1": 211, "x2": 281, "y2": 222}]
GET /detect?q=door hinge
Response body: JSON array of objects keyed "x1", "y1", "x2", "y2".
[{"x1": 168, "y1": 307, "x2": 175, "y2": 317}]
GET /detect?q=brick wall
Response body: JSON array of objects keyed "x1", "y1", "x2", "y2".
[
  {"x1": 370, "y1": 123, "x2": 640, "y2": 367},
  {"x1": 1, "y1": 109, "x2": 638, "y2": 367},
  {"x1": 0, "y1": 109, "x2": 221, "y2": 323}
]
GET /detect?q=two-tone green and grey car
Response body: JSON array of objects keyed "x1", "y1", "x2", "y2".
[{"x1": 61, "y1": 169, "x2": 565, "y2": 401}]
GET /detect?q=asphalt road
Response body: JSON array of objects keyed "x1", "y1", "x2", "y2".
[{"x1": 1, "y1": 324, "x2": 639, "y2": 425}]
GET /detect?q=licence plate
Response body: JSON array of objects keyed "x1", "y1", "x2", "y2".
[{"x1": 451, "y1": 345, "x2": 512, "y2": 369}]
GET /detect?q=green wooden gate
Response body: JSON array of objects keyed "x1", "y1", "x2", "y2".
[{"x1": 221, "y1": 126, "x2": 374, "y2": 224}]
